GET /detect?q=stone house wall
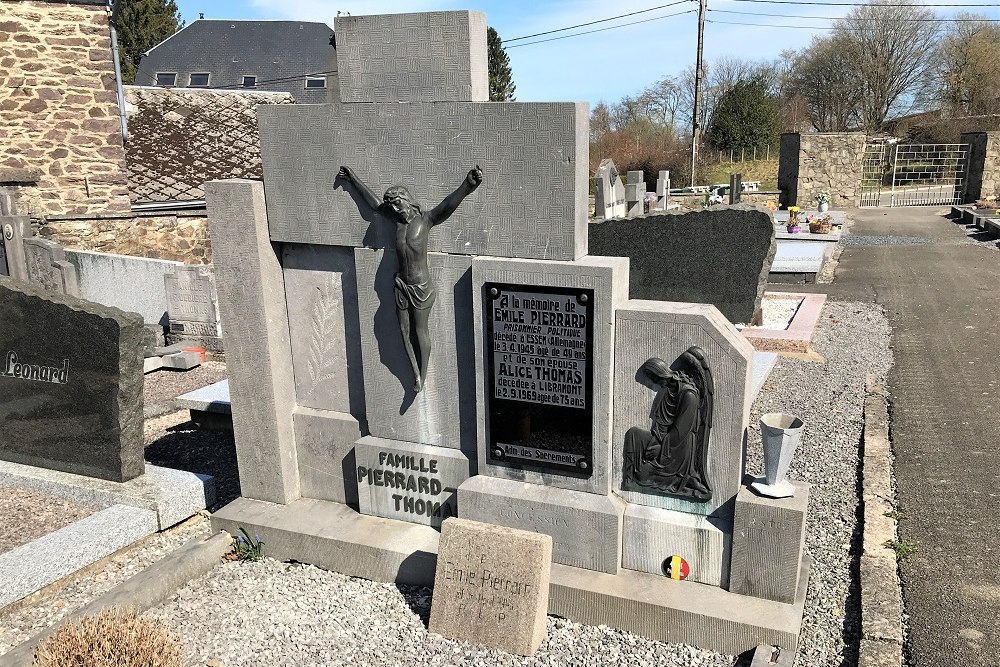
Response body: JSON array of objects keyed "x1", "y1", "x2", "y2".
[
  {"x1": 778, "y1": 132, "x2": 867, "y2": 209},
  {"x1": 0, "y1": 0, "x2": 131, "y2": 218},
  {"x1": 38, "y1": 210, "x2": 211, "y2": 264},
  {"x1": 960, "y1": 132, "x2": 1000, "y2": 205}
]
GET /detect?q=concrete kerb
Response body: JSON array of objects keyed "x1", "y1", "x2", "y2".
[
  {"x1": 0, "y1": 530, "x2": 231, "y2": 667},
  {"x1": 858, "y1": 375, "x2": 904, "y2": 667}
]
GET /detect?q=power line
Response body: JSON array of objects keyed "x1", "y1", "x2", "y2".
[
  {"x1": 709, "y1": 8, "x2": 1000, "y2": 20},
  {"x1": 507, "y1": 9, "x2": 696, "y2": 48},
  {"x1": 505, "y1": 0, "x2": 692, "y2": 42},
  {"x1": 729, "y1": 0, "x2": 1000, "y2": 6},
  {"x1": 707, "y1": 18, "x2": 834, "y2": 28}
]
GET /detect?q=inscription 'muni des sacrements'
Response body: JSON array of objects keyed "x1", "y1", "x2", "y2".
[
  {"x1": 485, "y1": 283, "x2": 595, "y2": 477},
  {"x1": 357, "y1": 450, "x2": 456, "y2": 520}
]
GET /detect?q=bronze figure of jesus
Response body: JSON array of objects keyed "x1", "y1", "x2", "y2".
[{"x1": 338, "y1": 165, "x2": 483, "y2": 392}]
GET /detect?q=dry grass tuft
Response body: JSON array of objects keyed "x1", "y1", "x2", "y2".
[{"x1": 33, "y1": 607, "x2": 182, "y2": 667}]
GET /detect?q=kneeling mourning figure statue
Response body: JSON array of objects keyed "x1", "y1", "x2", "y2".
[{"x1": 623, "y1": 346, "x2": 714, "y2": 501}]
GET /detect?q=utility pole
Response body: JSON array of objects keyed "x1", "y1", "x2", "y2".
[{"x1": 690, "y1": 0, "x2": 707, "y2": 188}]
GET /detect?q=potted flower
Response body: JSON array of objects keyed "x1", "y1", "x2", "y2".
[
  {"x1": 815, "y1": 191, "x2": 832, "y2": 213},
  {"x1": 786, "y1": 206, "x2": 801, "y2": 233},
  {"x1": 809, "y1": 213, "x2": 834, "y2": 234}
]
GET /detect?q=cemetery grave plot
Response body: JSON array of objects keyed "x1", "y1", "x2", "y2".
[
  {"x1": 133, "y1": 302, "x2": 891, "y2": 667},
  {"x1": 0, "y1": 487, "x2": 93, "y2": 555}
]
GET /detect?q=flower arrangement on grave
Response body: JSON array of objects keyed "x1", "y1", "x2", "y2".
[
  {"x1": 786, "y1": 206, "x2": 801, "y2": 233},
  {"x1": 764, "y1": 200, "x2": 778, "y2": 212},
  {"x1": 809, "y1": 213, "x2": 834, "y2": 234},
  {"x1": 815, "y1": 190, "x2": 832, "y2": 213}
]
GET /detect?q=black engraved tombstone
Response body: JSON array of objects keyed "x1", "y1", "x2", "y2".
[{"x1": 484, "y1": 282, "x2": 594, "y2": 477}]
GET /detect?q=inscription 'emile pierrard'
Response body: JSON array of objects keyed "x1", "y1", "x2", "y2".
[
  {"x1": 338, "y1": 165, "x2": 483, "y2": 393},
  {"x1": 1, "y1": 351, "x2": 69, "y2": 385}
]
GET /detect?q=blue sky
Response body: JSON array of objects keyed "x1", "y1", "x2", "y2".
[{"x1": 173, "y1": 0, "x2": 1000, "y2": 106}]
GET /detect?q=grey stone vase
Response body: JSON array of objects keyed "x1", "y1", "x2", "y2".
[{"x1": 752, "y1": 412, "x2": 804, "y2": 498}]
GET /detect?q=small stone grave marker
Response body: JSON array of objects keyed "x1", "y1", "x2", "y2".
[{"x1": 429, "y1": 517, "x2": 552, "y2": 656}]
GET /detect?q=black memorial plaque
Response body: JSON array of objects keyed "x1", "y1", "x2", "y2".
[{"x1": 484, "y1": 282, "x2": 594, "y2": 477}]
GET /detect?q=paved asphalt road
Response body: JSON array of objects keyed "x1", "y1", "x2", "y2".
[{"x1": 796, "y1": 208, "x2": 1000, "y2": 666}]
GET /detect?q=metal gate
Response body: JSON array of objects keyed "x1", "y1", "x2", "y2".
[
  {"x1": 860, "y1": 141, "x2": 968, "y2": 207},
  {"x1": 860, "y1": 142, "x2": 886, "y2": 207}
]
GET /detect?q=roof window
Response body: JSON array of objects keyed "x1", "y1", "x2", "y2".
[
  {"x1": 189, "y1": 72, "x2": 210, "y2": 87},
  {"x1": 242, "y1": 75, "x2": 257, "y2": 88},
  {"x1": 305, "y1": 76, "x2": 327, "y2": 89},
  {"x1": 155, "y1": 72, "x2": 177, "y2": 87}
]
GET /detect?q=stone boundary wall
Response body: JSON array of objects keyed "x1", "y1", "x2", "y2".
[
  {"x1": 38, "y1": 210, "x2": 211, "y2": 264},
  {"x1": 960, "y1": 132, "x2": 1000, "y2": 205},
  {"x1": 779, "y1": 132, "x2": 867, "y2": 209},
  {"x1": 0, "y1": 0, "x2": 131, "y2": 218}
]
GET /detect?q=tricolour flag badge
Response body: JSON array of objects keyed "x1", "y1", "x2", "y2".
[{"x1": 664, "y1": 555, "x2": 690, "y2": 581}]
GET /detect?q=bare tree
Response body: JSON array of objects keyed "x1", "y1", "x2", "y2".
[
  {"x1": 836, "y1": 0, "x2": 940, "y2": 132},
  {"x1": 590, "y1": 102, "x2": 612, "y2": 142},
  {"x1": 637, "y1": 76, "x2": 685, "y2": 135},
  {"x1": 790, "y1": 35, "x2": 863, "y2": 131},
  {"x1": 930, "y1": 14, "x2": 1000, "y2": 117}
]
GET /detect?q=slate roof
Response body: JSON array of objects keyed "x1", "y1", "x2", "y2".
[
  {"x1": 135, "y1": 19, "x2": 339, "y2": 104},
  {"x1": 123, "y1": 86, "x2": 294, "y2": 204}
]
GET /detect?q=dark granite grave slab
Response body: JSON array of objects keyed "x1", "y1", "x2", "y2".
[
  {"x1": 0, "y1": 276, "x2": 145, "y2": 482},
  {"x1": 588, "y1": 207, "x2": 777, "y2": 323}
]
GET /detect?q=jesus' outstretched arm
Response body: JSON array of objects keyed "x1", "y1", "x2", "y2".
[{"x1": 428, "y1": 165, "x2": 483, "y2": 226}]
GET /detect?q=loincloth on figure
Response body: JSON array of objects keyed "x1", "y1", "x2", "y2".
[{"x1": 394, "y1": 275, "x2": 437, "y2": 311}]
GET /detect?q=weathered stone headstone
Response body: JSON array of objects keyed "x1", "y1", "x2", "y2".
[
  {"x1": 164, "y1": 264, "x2": 222, "y2": 351},
  {"x1": 429, "y1": 517, "x2": 551, "y2": 656},
  {"x1": 729, "y1": 173, "x2": 742, "y2": 204},
  {"x1": 588, "y1": 207, "x2": 777, "y2": 324},
  {"x1": 654, "y1": 170, "x2": 670, "y2": 211},
  {"x1": 0, "y1": 276, "x2": 145, "y2": 482},
  {"x1": 625, "y1": 170, "x2": 645, "y2": 218},
  {"x1": 594, "y1": 158, "x2": 626, "y2": 220},
  {"x1": 23, "y1": 237, "x2": 79, "y2": 297}
]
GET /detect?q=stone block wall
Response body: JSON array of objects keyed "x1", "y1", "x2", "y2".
[
  {"x1": 960, "y1": 132, "x2": 1000, "y2": 204},
  {"x1": 38, "y1": 211, "x2": 210, "y2": 264},
  {"x1": 779, "y1": 132, "x2": 867, "y2": 209},
  {"x1": 0, "y1": 0, "x2": 130, "y2": 218}
]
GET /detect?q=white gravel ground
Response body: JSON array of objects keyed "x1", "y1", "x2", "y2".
[
  {"x1": 149, "y1": 300, "x2": 892, "y2": 667},
  {"x1": 737, "y1": 296, "x2": 802, "y2": 331},
  {"x1": 0, "y1": 518, "x2": 210, "y2": 655}
]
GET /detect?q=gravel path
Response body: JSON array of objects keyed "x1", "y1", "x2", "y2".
[
  {"x1": 144, "y1": 361, "x2": 228, "y2": 419},
  {"x1": 0, "y1": 488, "x2": 94, "y2": 555},
  {"x1": 148, "y1": 300, "x2": 891, "y2": 667},
  {"x1": 0, "y1": 518, "x2": 210, "y2": 656}
]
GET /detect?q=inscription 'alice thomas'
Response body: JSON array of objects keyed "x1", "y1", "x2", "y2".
[{"x1": 485, "y1": 283, "x2": 594, "y2": 477}]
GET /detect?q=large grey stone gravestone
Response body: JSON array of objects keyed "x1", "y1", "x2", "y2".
[
  {"x1": 625, "y1": 170, "x2": 645, "y2": 218},
  {"x1": 429, "y1": 517, "x2": 551, "y2": 656},
  {"x1": 206, "y1": 9, "x2": 811, "y2": 656},
  {"x1": 0, "y1": 276, "x2": 145, "y2": 482},
  {"x1": 164, "y1": 264, "x2": 222, "y2": 351},
  {"x1": 588, "y1": 207, "x2": 777, "y2": 324},
  {"x1": 23, "y1": 237, "x2": 79, "y2": 297}
]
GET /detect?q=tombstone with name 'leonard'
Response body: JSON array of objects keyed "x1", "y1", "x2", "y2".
[{"x1": 0, "y1": 276, "x2": 145, "y2": 482}]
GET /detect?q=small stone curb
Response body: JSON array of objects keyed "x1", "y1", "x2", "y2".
[
  {"x1": 858, "y1": 376, "x2": 904, "y2": 667},
  {"x1": 0, "y1": 530, "x2": 231, "y2": 667}
]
